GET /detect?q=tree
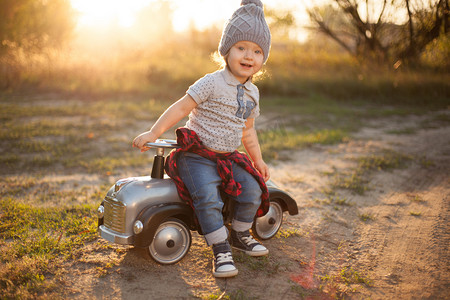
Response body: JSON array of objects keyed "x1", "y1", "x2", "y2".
[
  {"x1": 265, "y1": 8, "x2": 296, "y2": 41},
  {"x1": 307, "y1": 0, "x2": 449, "y2": 65},
  {"x1": 0, "y1": 0, "x2": 75, "y2": 55}
]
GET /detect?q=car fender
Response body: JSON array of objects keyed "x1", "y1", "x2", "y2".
[
  {"x1": 268, "y1": 187, "x2": 299, "y2": 215},
  {"x1": 134, "y1": 203, "x2": 195, "y2": 248}
]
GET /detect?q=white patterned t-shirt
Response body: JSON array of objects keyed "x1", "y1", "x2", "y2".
[{"x1": 185, "y1": 67, "x2": 260, "y2": 152}]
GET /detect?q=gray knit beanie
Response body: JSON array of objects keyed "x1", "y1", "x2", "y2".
[{"x1": 218, "y1": 0, "x2": 271, "y2": 63}]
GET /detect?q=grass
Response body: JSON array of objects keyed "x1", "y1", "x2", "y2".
[
  {"x1": 330, "y1": 150, "x2": 413, "y2": 195},
  {"x1": 0, "y1": 97, "x2": 160, "y2": 175},
  {"x1": 0, "y1": 198, "x2": 97, "y2": 298},
  {"x1": 275, "y1": 228, "x2": 303, "y2": 239},
  {"x1": 314, "y1": 193, "x2": 352, "y2": 208},
  {"x1": 385, "y1": 127, "x2": 418, "y2": 135},
  {"x1": 0, "y1": 66, "x2": 448, "y2": 298},
  {"x1": 5, "y1": 31, "x2": 449, "y2": 108},
  {"x1": 356, "y1": 150, "x2": 413, "y2": 171},
  {"x1": 1, "y1": 92, "x2": 358, "y2": 173},
  {"x1": 319, "y1": 267, "x2": 372, "y2": 298},
  {"x1": 0, "y1": 199, "x2": 97, "y2": 255},
  {"x1": 339, "y1": 267, "x2": 372, "y2": 286},
  {"x1": 359, "y1": 213, "x2": 375, "y2": 222},
  {"x1": 234, "y1": 253, "x2": 283, "y2": 276},
  {"x1": 259, "y1": 128, "x2": 348, "y2": 161}
]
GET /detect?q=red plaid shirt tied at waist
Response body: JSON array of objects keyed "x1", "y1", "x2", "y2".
[{"x1": 164, "y1": 128, "x2": 270, "y2": 218}]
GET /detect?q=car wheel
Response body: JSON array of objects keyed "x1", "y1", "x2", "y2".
[
  {"x1": 148, "y1": 218, "x2": 191, "y2": 264},
  {"x1": 252, "y1": 200, "x2": 283, "y2": 240}
]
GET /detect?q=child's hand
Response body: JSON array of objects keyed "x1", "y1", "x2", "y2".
[
  {"x1": 132, "y1": 131, "x2": 157, "y2": 152},
  {"x1": 253, "y1": 159, "x2": 270, "y2": 182}
]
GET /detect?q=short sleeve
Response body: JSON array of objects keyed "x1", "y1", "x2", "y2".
[{"x1": 186, "y1": 74, "x2": 215, "y2": 104}]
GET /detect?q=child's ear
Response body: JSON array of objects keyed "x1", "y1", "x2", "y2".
[
  {"x1": 211, "y1": 51, "x2": 228, "y2": 69},
  {"x1": 223, "y1": 53, "x2": 230, "y2": 66}
]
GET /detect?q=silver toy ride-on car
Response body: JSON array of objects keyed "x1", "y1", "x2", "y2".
[{"x1": 97, "y1": 140, "x2": 298, "y2": 264}]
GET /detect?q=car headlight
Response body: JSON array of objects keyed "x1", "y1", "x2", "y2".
[
  {"x1": 133, "y1": 220, "x2": 143, "y2": 234},
  {"x1": 97, "y1": 205, "x2": 104, "y2": 219}
]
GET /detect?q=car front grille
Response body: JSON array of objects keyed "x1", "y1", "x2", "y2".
[{"x1": 103, "y1": 196, "x2": 126, "y2": 233}]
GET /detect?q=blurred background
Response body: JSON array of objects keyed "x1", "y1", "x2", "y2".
[{"x1": 0, "y1": 0, "x2": 448, "y2": 104}]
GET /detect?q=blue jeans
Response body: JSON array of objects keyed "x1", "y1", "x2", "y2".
[{"x1": 177, "y1": 152, "x2": 262, "y2": 245}]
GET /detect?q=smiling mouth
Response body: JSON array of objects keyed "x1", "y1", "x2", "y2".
[{"x1": 240, "y1": 63, "x2": 252, "y2": 68}]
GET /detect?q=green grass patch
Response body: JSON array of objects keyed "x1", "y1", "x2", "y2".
[
  {"x1": 259, "y1": 128, "x2": 348, "y2": 161},
  {"x1": 0, "y1": 198, "x2": 98, "y2": 298},
  {"x1": 0, "y1": 154, "x2": 20, "y2": 167},
  {"x1": 0, "y1": 176, "x2": 38, "y2": 197},
  {"x1": 0, "y1": 199, "x2": 97, "y2": 255},
  {"x1": 319, "y1": 267, "x2": 372, "y2": 298},
  {"x1": 339, "y1": 267, "x2": 372, "y2": 286},
  {"x1": 386, "y1": 128, "x2": 418, "y2": 135},
  {"x1": 359, "y1": 213, "x2": 375, "y2": 222},
  {"x1": 75, "y1": 153, "x2": 153, "y2": 174},
  {"x1": 260, "y1": 68, "x2": 449, "y2": 108},
  {"x1": 315, "y1": 194, "x2": 352, "y2": 208},
  {"x1": 356, "y1": 150, "x2": 413, "y2": 171},
  {"x1": 0, "y1": 98, "x2": 164, "y2": 122},
  {"x1": 263, "y1": 95, "x2": 365, "y2": 132},
  {"x1": 234, "y1": 253, "x2": 282, "y2": 276},
  {"x1": 330, "y1": 150, "x2": 413, "y2": 194},
  {"x1": 331, "y1": 170, "x2": 369, "y2": 195},
  {"x1": 0, "y1": 97, "x2": 165, "y2": 175},
  {"x1": 1, "y1": 119, "x2": 118, "y2": 141},
  {"x1": 275, "y1": 228, "x2": 303, "y2": 239}
]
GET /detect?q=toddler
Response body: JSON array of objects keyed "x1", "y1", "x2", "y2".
[{"x1": 133, "y1": 0, "x2": 271, "y2": 278}]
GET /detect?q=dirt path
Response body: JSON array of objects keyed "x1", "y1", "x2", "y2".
[
  {"x1": 63, "y1": 111, "x2": 450, "y2": 299},
  {"x1": 350, "y1": 125, "x2": 450, "y2": 299}
]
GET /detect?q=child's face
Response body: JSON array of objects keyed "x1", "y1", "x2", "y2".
[{"x1": 226, "y1": 41, "x2": 264, "y2": 84}]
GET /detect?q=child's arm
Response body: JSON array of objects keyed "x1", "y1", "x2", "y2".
[
  {"x1": 133, "y1": 94, "x2": 197, "y2": 152},
  {"x1": 242, "y1": 118, "x2": 270, "y2": 181}
]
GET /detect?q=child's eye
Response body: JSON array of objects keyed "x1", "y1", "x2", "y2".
[
  {"x1": 255, "y1": 50, "x2": 262, "y2": 54},
  {"x1": 238, "y1": 46, "x2": 245, "y2": 51}
]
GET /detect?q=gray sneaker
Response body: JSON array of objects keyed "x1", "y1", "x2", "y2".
[
  {"x1": 230, "y1": 230, "x2": 269, "y2": 257},
  {"x1": 212, "y1": 241, "x2": 238, "y2": 278}
]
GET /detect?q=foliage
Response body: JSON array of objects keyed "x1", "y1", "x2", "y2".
[
  {"x1": 0, "y1": 0, "x2": 76, "y2": 89},
  {"x1": 265, "y1": 7, "x2": 296, "y2": 40},
  {"x1": 0, "y1": 1, "x2": 447, "y2": 101},
  {"x1": 0, "y1": 0, "x2": 75, "y2": 54},
  {"x1": 307, "y1": 0, "x2": 449, "y2": 65}
]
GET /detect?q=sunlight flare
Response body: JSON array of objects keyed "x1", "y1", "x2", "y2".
[
  {"x1": 70, "y1": 0, "x2": 305, "y2": 31},
  {"x1": 71, "y1": 0, "x2": 153, "y2": 28}
]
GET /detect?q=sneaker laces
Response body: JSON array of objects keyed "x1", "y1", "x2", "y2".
[
  {"x1": 216, "y1": 252, "x2": 233, "y2": 264},
  {"x1": 240, "y1": 235, "x2": 258, "y2": 246}
]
